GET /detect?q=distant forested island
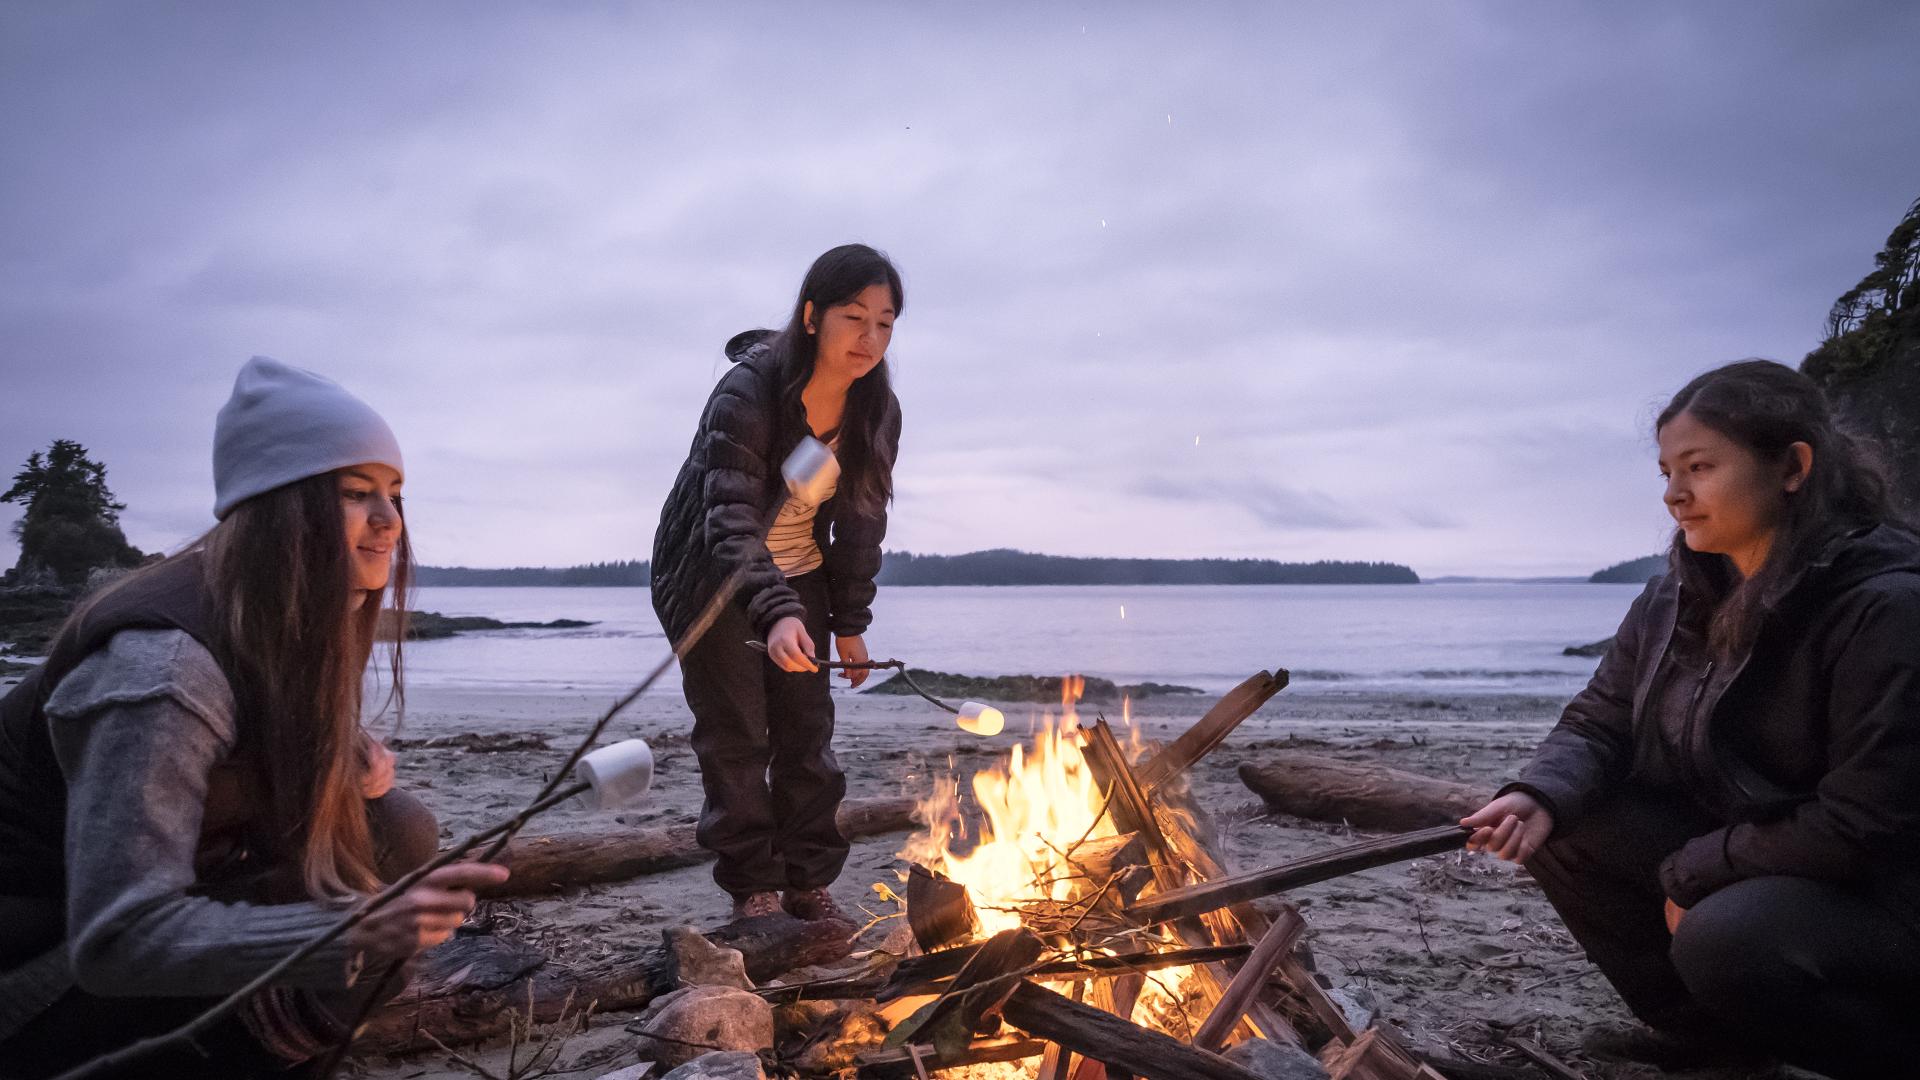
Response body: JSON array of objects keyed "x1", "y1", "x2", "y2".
[
  {"x1": 415, "y1": 550, "x2": 1420, "y2": 586},
  {"x1": 875, "y1": 549, "x2": 1419, "y2": 585},
  {"x1": 1589, "y1": 554, "x2": 1665, "y2": 584},
  {"x1": 416, "y1": 560, "x2": 650, "y2": 586}
]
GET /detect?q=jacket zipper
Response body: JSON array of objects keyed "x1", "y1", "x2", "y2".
[{"x1": 1681, "y1": 660, "x2": 1715, "y2": 795}]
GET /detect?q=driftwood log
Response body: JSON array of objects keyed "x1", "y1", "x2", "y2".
[
  {"x1": 1000, "y1": 981, "x2": 1265, "y2": 1080},
  {"x1": 1238, "y1": 753, "x2": 1486, "y2": 831},
  {"x1": 356, "y1": 913, "x2": 856, "y2": 1055},
  {"x1": 476, "y1": 796, "x2": 919, "y2": 898}
]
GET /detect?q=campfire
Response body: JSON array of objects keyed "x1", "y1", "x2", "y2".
[{"x1": 850, "y1": 670, "x2": 1455, "y2": 1080}]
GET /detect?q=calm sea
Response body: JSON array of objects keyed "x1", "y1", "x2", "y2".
[{"x1": 399, "y1": 583, "x2": 1639, "y2": 698}]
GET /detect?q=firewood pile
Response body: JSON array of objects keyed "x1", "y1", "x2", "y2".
[{"x1": 766, "y1": 670, "x2": 1471, "y2": 1080}]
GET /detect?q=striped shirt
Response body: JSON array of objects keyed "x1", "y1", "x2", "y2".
[{"x1": 767, "y1": 436, "x2": 839, "y2": 578}]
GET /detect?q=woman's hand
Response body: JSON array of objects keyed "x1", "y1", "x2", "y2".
[
  {"x1": 1461, "y1": 791, "x2": 1555, "y2": 863},
  {"x1": 836, "y1": 634, "x2": 871, "y2": 688},
  {"x1": 347, "y1": 863, "x2": 509, "y2": 964},
  {"x1": 360, "y1": 735, "x2": 396, "y2": 800},
  {"x1": 766, "y1": 617, "x2": 818, "y2": 673},
  {"x1": 1665, "y1": 898, "x2": 1687, "y2": 934}
]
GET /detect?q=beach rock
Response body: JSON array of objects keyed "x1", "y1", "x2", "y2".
[
  {"x1": 863, "y1": 669, "x2": 1201, "y2": 704},
  {"x1": 378, "y1": 609, "x2": 597, "y2": 642},
  {"x1": 1222, "y1": 1037, "x2": 1330, "y2": 1080},
  {"x1": 658, "y1": 1051, "x2": 765, "y2": 1080},
  {"x1": 659, "y1": 925, "x2": 753, "y2": 991},
  {"x1": 630, "y1": 986, "x2": 773, "y2": 1068},
  {"x1": 1325, "y1": 986, "x2": 1379, "y2": 1031},
  {"x1": 1562, "y1": 636, "x2": 1614, "y2": 658},
  {"x1": 593, "y1": 1063, "x2": 656, "y2": 1080}
]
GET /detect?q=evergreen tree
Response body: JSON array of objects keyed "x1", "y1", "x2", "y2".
[{"x1": 2, "y1": 439, "x2": 145, "y2": 586}]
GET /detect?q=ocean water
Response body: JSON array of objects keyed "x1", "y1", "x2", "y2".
[{"x1": 398, "y1": 583, "x2": 1639, "y2": 698}]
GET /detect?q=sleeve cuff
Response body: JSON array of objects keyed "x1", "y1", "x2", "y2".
[{"x1": 1659, "y1": 829, "x2": 1733, "y2": 907}]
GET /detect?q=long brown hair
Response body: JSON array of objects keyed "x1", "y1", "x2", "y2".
[
  {"x1": 76, "y1": 471, "x2": 414, "y2": 898},
  {"x1": 1657, "y1": 359, "x2": 1895, "y2": 657},
  {"x1": 769, "y1": 243, "x2": 904, "y2": 516}
]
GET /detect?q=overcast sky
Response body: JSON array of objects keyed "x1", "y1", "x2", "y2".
[{"x1": 4, "y1": 3, "x2": 1917, "y2": 577}]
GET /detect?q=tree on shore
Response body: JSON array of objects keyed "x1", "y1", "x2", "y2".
[{"x1": 2, "y1": 439, "x2": 145, "y2": 587}]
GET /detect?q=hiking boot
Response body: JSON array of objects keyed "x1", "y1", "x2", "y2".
[
  {"x1": 1580, "y1": 1022, "x2": 1769, "y2": 1070},
  {"x1": 729, "y1": 891, "x2": 783, "y2": 920},
  {"x1": 782, "y1": 886, "x2": 849, "y2": 922}
]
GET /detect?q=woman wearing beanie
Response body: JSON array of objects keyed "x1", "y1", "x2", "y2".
[
  {"x1": 652, "y1": 245, "x2": 904, "y2": 922},
  {"x1": 0, "y1": 357, "x2": 507, "y2": 1078},
  {"x1": 1462, "y1": 360, "x2": 1920, "y2": 1079}
]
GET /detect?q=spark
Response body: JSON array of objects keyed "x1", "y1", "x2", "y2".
[
  {"x1": 1194, "y1": 435, "x2": 1201, "y2": 447},
  {"x1": 1120, "y1": 605, "x2": 1126, "y2": 619}
]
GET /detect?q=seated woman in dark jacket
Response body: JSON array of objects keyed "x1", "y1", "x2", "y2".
[
  {"x1": 651, "y1": 244, "x2": 904, "y2": 923},
  {"x1": 1463, "y1": 359, "x2": 1920, "y2": 1079}
]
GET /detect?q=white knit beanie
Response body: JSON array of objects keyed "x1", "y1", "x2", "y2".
[{"x1": 212, "y1": 356, "x2": 404, "y2": 519}]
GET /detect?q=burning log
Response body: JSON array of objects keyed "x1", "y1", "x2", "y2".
[
  {"x1": 1134, "y1": 668, "x2": 1288, "y2": 791},
  {"x1": 999, "y1": 981, "x2": 1265, "y2": 1080},
  {"x1": 1238, "y1": 753, "x2": 1486, "y2": 832},
  {"x1": 889, "y1": 928, "x2": 1048, "y2": 1057},
  {"x1": 475, "y1": 796, "x2": 919, "y2": 898},
  {"x1": 1078, "y1": 718, "x2": 1302, "y2": 1048},
  {"x1": 1190, "y1": 907, "x2": 1307, "y2": 1052},
  {"x1": 855, "y1": 1035, "x2": 1049, "y2": 1078},
  {"x1": 849, "y1": 943, "x2": 1255, "y2": 1006},
  {"x1": 1127, "y1": 826, "x2": 1472, "y2": 925},
  {"x1": 907, "y1": 863, "x2": 979, "y2": 951}
]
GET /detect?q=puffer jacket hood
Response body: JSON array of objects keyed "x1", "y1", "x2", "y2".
[{"x1": 724, "y1": 329, "x2": 778, "y2": 364}]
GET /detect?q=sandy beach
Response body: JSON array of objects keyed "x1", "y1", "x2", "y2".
[{"x1": 326, "y1": 680, "x2": 1793, "y2": 1080}]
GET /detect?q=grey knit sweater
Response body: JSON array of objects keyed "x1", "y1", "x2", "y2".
[{"x1": 0, "y1": 629, "x2": 352, "y2": 1039}]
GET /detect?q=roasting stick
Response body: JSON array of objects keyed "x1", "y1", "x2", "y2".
[{"x1": 745, "y1": 641, "x2": 1007, "y2": 734}]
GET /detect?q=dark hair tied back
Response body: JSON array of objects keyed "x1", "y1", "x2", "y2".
[
  {"x1": 1657, "y1": 359, "x2": 1895, "y2": 656},
  {"x1": 770, "y1": 244, "x2": 904, "y2": 515}
]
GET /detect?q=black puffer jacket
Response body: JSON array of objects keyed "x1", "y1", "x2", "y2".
[
  {"x1": 651, "y1": 331, "x2": 901, "y2": 646},
  {"x1": 1511, "y1": 524, "x2": 1920, "y2": 920}
]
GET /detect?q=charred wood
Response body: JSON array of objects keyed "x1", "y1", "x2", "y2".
[{"x1": 999, "y1": 982, "x2": 1265, "y2": 1080}]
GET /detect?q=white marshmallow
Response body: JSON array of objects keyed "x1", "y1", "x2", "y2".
[
  {"x1": 574, "y1": 738, "x2": 655, "y2": 810},
  {"x1": 956, "y1": 701, "x2": 1005, "y2": 737}
]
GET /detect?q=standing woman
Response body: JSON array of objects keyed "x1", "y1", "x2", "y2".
[
  {"x1": 0, "y1": 358, "x2": 506, "y2": 1078},
  {"x1": 1463, "y1": 360, "x2": 1920, "y2": 1079},
  {"x1": 652, "y1": 244, "x2": 903, "y2": 922}
]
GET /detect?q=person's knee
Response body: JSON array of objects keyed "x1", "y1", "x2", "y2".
[
  {"x1": 1671, "y1": 879, "x2": 1810, "y2": 1011},
  {"x1": 366, "y1": 787, "x2": 439, "y2": 880}
]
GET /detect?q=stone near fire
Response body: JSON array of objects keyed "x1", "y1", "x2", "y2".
[
  {"x1": 1222, "y1": 1037, "x2": 1331, "y2": 1080},
  {"x1": 658, "y1": 1050, "x2": 767, "y2": 1080},
  {"x1": 659, "y1": 925, "x2": 753, "y2": 991},
  {"x1": 631, "y1": 986, "x2": 774, "y2": 1068},
  {"x1": 592, "y1": 1063, "x2": 656, "y2": 1080}
]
